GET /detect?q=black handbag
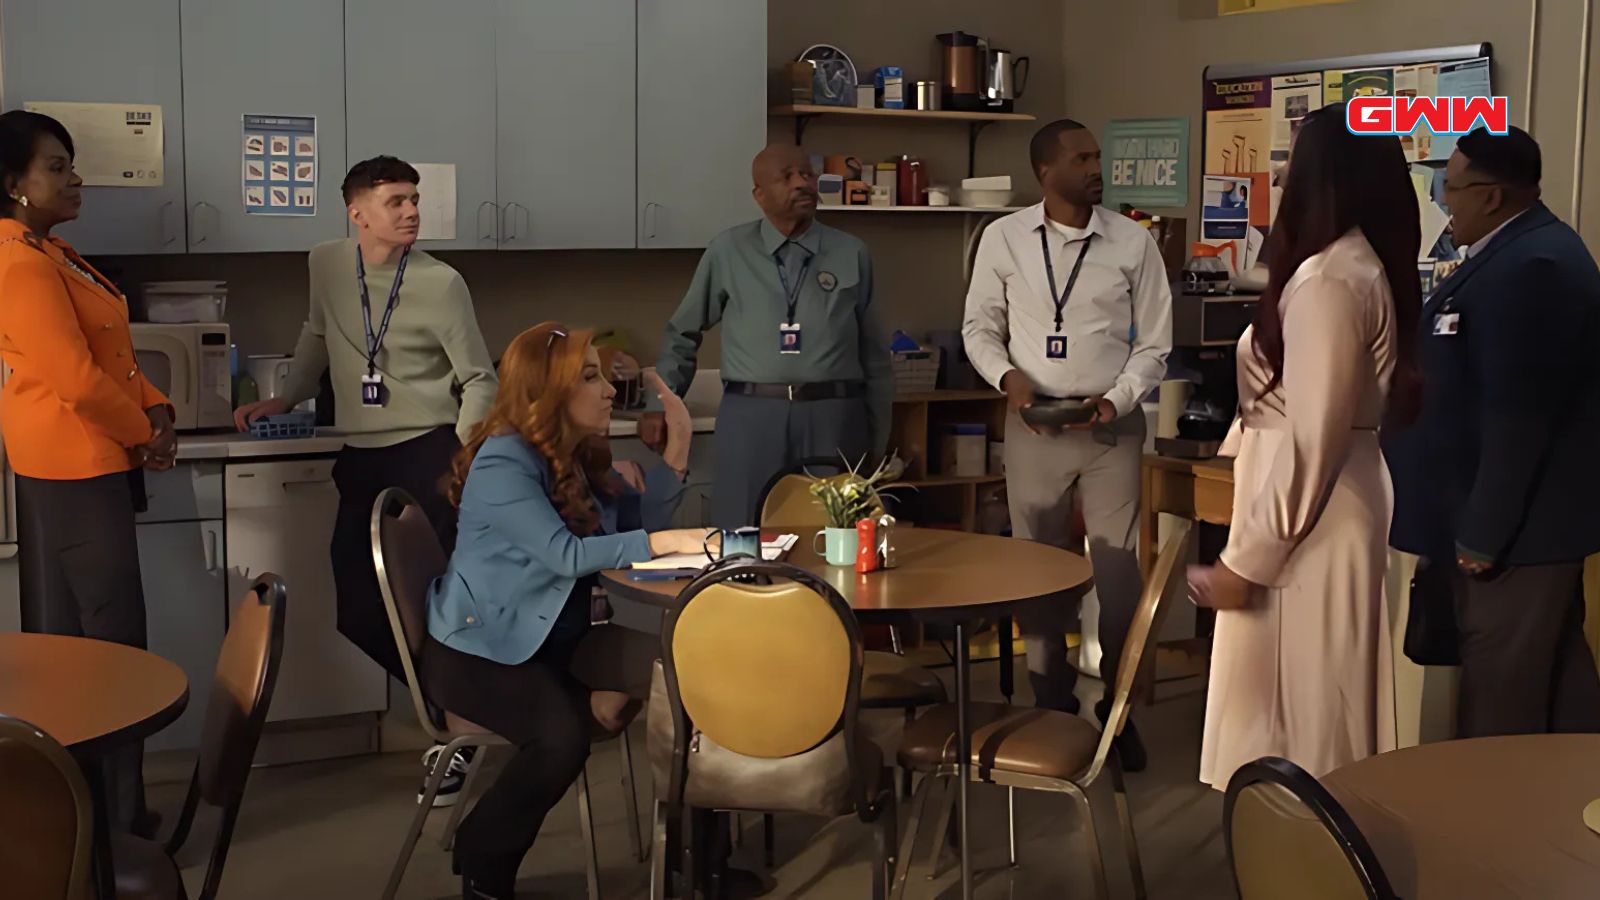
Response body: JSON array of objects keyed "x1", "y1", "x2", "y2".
[{"x1": 1404, "y1": 557, "x2": 1461, "y2": 666}]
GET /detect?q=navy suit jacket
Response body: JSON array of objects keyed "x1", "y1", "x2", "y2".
[
  {"x1": 427, "y1": 434, "x2": 684, "y2": 665},
  {"x1": 1385, "y1": 203, "x2": 1600, "y2": 565}
]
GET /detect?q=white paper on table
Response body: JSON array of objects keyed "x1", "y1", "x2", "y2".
[
  {"x1": 632, "y1": 534, "x2": 798, "y2": 571},
  {"x1": 25, "y1": 101, "x2": 163, "y2": 187},
  {"x1": 413, "y1": 163, "x2": 457, "y2": 241},
  {"x1": 1244, "y1": 226, "x2": 1265, "y2": 272}
]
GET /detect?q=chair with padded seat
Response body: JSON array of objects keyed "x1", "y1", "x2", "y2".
[
  {"x1": 372, "y1": 488, "x2": 643, "y2": 900},
  {"x1": 892, "y1": 520, "x2": 1192, "y2": 900},
  {"x1": 1225, "y1": 756, "x2": 1397, "y2": 900},
  {"x1": 0, "y1": 714, "x2": 95, "y2": 900},
  {"x1": 111, "y1": 573, "x2": 288, "y2": 900},
  {"x1": 647, "y1": 557, "x2": 898, "y2": 900}
]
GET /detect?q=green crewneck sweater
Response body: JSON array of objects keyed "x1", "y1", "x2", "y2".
[{"x1": 280, "y1": 239, "x2": 497, "y2": 448}]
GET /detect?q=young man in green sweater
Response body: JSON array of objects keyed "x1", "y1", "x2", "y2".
[{"x1": 234, "y1": 157, "x2": 497, "y2": 806}]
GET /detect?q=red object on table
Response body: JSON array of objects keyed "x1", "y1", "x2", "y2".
[{"x1": 855, "y1": 518, "x2": 879, "y2": 573}]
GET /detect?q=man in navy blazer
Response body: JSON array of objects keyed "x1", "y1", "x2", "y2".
[{"x1": 1386, "y1": 127, "x2": 1600, "y2": 737}]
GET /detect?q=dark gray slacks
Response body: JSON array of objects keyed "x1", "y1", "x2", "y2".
[
  {"x1": 17, "y1": 471, "x2": 150, "y2": 831},
  {"x1": 1453, "y1": 561, "x2": 1600, "y2": 738},
  {"x1": 709, "y1": 392, "x2": 871, "y2": 529}
]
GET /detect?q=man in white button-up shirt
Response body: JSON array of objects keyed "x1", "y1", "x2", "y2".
[{"x1": 963, "y1": 119, "x2": 1172, "y2": 769}]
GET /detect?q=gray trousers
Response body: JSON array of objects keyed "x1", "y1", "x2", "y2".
[
  {"x1": 17, "y1": 472, "x2": 149, "y2": 831},
  {"x1": 710, "y1": 392, "x2": 870, "y2": 529},
  {"x1": 1004, "y1": 412, "x2": 1145, "y2": 712},
  {"x1": 1453, "y1": 562, "x2": 1600, "y2": 738}
]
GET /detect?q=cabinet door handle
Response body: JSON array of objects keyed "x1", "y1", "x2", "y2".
[
  {"x1": 643, "y1": 202, "x2": 659, "y2": 240},
  {"x1": 501, "y1": 203, "x2": 517, "y2": 243},
  {"x1": 478, "y1": 201, "x2": 499, "y2": 243},
  {"x1": 280, "y1": 478, "x2": 332, "y2": 489},
  {"x1": 158, "y1": 201, "x2": 175, "y2": 246},
  {"x1": 191, "y1": 201, "x2": 216, "y2": 245},
  {"x1": 204, "y1": 527, "x2": 219, "y2": 572}
]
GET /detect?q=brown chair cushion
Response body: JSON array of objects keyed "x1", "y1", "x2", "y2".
[
  {"x1": 860, "y1": 651, "x2": 946, "y2": 709},
  {"x1": 111, "y1": 833, "x2": 186, "y2": 900},
  {"x1": 897, "y1": 702, "x2": 1101, "y2": 781}
]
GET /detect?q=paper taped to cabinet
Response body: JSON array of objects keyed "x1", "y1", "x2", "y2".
[{"x1": 24, "y1": 101, "x2": 164, "y2": 187}]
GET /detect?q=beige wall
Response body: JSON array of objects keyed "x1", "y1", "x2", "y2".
[{"x1": 1061, "y1": 0, "x2": 1599, "y2": 251}]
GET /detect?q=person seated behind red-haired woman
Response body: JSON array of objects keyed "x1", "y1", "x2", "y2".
[{"x1": 422, "y1": 322, "x2": 707, "y2": 898}]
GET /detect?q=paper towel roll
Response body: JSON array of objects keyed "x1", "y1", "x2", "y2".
[{"x1": 1157, "y1": 380, "x2": 1192, "y2": 438}]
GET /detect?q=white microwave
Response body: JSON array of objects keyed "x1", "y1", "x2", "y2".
[{"x1": 130, "y1": 323, "x2": 232, "y2": 431}]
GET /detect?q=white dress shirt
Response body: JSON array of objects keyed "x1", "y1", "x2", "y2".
[
  {"x1": 1463, "y1": 208, "x2": 1527, "y2": 259},
  {"x1": 962, "y1": 203, "x2": 1173, "y2": 416}
]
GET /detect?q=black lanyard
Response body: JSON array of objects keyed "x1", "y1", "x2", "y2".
[
  {"x1": 774, "y1": 243, "x2": 812, "y2": 325},
  {"x1": 357, "y1": 245, "x2": 410, "y2": 376},
  {"x1": 1040, "y1": 229, "x2": 1094, "y2": 333}
]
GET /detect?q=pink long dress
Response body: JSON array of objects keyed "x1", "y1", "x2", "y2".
[{"x1": 1199, "y1": 230, "x2": 1399, "y2": 790}]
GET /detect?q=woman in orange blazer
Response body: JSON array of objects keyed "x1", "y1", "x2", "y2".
[{"x1": 0, "y1": 110, "x2": 175, "y2": 834}]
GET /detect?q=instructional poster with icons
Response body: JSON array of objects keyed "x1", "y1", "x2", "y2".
[{"x1": 242, "y1": 114, "x2": 316, "y2": 216}]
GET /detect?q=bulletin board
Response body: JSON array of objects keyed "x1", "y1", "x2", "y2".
[{"x1": 1200, "y1": 42, "x2": 1493, "y2": 276}]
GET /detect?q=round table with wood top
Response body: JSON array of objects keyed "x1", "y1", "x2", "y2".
[
  {"x1": 1323, "y1": 734, "x2": 1600, "y2": 900},
  {"x1": 0, "y1": 632, "x2": 189, "y2": 899},
  {"x1": 602, "y1": 527, "x2": 1093, "y2": 900}
]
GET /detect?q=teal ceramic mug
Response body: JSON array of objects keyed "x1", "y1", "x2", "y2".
[{"x1": 813, "y1": 527, "x2": 859, "y2": 567}]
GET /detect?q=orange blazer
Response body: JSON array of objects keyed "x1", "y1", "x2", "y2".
[{"x1": 0, "y1": 218, "x2": 170, "y2": 480}]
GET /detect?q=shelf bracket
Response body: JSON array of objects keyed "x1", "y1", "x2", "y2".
[
  {"x1": 793, "y1": 114, "x2": 818, "y2": 145},
  {"x1": 966, "y1": 121, "x2": 995, "y2": 179}
]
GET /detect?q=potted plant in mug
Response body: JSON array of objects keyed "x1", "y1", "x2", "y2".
[{"x1": 808, "y1": 455, "x2": 907, "y2": 566}]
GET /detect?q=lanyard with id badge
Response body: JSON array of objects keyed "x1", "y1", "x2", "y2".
[
  {"x1": 1040, "y1": 229, "x2": 1095, "y2": 359},
  {"x1": 357, "y1": 245, "x2": 411, "y2": 406},
  {"x1": 775, "y1": 244, "x2": 812, "y2": 355}
]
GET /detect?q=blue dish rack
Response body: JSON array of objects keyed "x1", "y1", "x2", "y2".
[{"x1": 250, "y1": 411, "x2": 316, "y2": 440}]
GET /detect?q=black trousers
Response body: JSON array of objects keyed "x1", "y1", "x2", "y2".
[
  {"x1": 422, "y1": 634, "x2": 592, "y2": 881},
  {"x1": 17, "y1": 471, "x2": 148, "y2": 830},
  {"x1": 1454, "y1": 562, "x2": 1600, "y2": 737},
  {"x1": 329, "y1": 426, "x2": 460, "y2": 681}
]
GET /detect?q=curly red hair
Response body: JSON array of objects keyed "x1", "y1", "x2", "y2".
[{"x1": 448, "y1": 322, "x2": 619, "y2": 536}]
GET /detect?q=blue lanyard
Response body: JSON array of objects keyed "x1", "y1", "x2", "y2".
[
  {"x1": 774, "y1": 244, "x2": 812, "y2": 325},
  {"x1": 1040, "y1": 229, "x2": 1094, "y2": 334},
  {"x1": 356, "y1": 246, "x2": 410, "y2": 376}
]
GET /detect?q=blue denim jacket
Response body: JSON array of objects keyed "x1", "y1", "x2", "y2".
[{"x1": 426, "y1": 433, "x2": 684, "y2": 665}]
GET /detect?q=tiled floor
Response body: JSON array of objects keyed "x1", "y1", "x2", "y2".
[{"x1": 148, "y1": 663, "x2": 1235, "y2": 899}]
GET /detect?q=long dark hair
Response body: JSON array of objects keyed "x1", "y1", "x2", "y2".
[{"x1": 1252, "y1": 104, "x2": 1421, "y2": 426}]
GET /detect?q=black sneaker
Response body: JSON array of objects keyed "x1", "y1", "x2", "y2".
[{"x1": 419, "y1": 744, "x2": 475, "y2": 808}]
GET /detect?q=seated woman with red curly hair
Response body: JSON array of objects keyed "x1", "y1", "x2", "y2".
[{"x1": 422, "y1": 321, "x2": 705, "y2": 898}]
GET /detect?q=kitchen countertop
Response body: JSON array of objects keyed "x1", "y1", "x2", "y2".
[{"x1": 177, "y1": 409, "x2": 719, "y2": 460}]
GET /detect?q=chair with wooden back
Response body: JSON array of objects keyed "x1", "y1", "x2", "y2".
[
  {"x1": 372, "y1": 487, "x2": 642, "y2": 900},
  {"x1": 113, "y1": 573, "x2": 288, "y2": 900},
  {"x1": 648, "y1": 557, "x2": 897, "y2": 900},
  {"x1": 0, "y1": 715, "x2": 94, "y2": 900},
  {"x1": 1225, "y1": 756, "x2": 1397, "y2": 900},
  {"x1": 893, "y1": 519, "x2": 1193, "y2": 900}
]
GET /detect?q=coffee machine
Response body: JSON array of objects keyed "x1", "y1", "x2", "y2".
[{"x1": 937, "y1": 32, "x2": 1030, "y2": 112}]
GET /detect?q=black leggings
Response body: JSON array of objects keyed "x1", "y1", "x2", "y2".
[{"x1": 421, "y1": 635, "x2": 592, "y2": 880}]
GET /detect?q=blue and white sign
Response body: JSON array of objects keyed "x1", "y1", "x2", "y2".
[{"x1": 243, "y1": 114, "x2": 316, "y2": 216}]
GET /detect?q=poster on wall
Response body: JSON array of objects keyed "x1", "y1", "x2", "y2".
[
  {"x1": 1394, "y1": 64, "x2": 1441, "y2": 161},
  {"x1": 23, "y1": 101, "x2": 164, "y2": 187},
  {"x1": 1103, "y1": 118, "x2": 1190, "y2": 208},
  {"x1": 1341, "y1": 68, "x2": 1395, "y2": 101},
  {"x1": 1270, "y1": 73, "x2": 1322, "y2": 161},
  {"x1": 1429, "y1": 57, "x2": 1493, "y2": 161},
  {"x1": 1204, "y1": 77, "x2": 1270, "y2": 178},
  {"x1": 242, "y1": 114, "x2": 316, "y2": 216}
]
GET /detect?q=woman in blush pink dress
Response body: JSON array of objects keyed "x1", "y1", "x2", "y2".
[{"x1": 1189, "y1": 105, "x2": 1422, "y2": 788}]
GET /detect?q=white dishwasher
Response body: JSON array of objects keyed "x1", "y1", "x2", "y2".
[{"x1": 224, "y1": 459, "x2": 387, "y2": 723}]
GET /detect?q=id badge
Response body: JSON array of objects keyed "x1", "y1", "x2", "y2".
[
  {"x1": 361, "y1": 373, "x2": 385, "y2": 407},
  {"x1": 779, "y1": 323, "x2": 802, "y2": 355},
  {"x1": 1432, "y1": 312, "x2": 1460, "y2": 336},
  {"x1": 1045, "y1": 334, "x2": 1068, "y2": 360}
]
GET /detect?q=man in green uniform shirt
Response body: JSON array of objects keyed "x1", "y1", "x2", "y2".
[{"x1": 640, "y1": 144, "x2": 893, "y2": 527}]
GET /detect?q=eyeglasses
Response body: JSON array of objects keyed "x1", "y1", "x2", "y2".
[
  {"x1": 1443, "y1": 180, "x2": 1499, "y2": 194},
  {"x1": 547, "y1": 328, "x2": 568, "y2": 349}
]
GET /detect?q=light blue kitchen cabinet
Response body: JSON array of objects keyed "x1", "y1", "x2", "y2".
[
  {"x1": 179, "y1": 0, "x2": 347, "y2": 253},
  {"x1": 345, "y1": 0, "x2": 498, "y2": 251},
  {"x1": 495, "y1": 0, "x2": 636, "y2": 249},
  {"x1": 0, "y1": 0, "x2": 187, "y2": 255},
  {"x1": 636, "y1": 0, "x2": 767, "y2": 248}
]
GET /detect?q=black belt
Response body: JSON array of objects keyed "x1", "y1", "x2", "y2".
[{"x1": 723, "y1": 380, "x2": 865, "y2": 402}]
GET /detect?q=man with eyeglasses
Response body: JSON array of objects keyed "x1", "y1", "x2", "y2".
[{"x1": 1386, "y1": 126, "x2": 1600, "y2": 738}]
